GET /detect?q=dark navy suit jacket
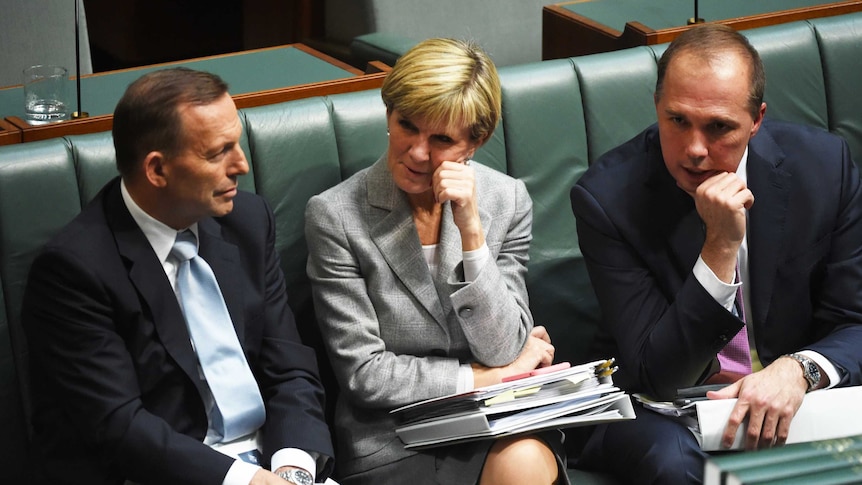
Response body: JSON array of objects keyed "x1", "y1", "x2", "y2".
[
  {"x1": 571, "y1": 119, "x2": 862, "y2": 399},
  {"x1": 24, "y1": 178, "x2": 333, "y2": 484}
]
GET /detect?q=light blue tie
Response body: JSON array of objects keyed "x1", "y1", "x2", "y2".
[{"x1": 171, "y1": 230, "x2": 265, "y2": 441}]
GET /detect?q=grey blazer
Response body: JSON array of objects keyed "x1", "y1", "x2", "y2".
[{"x1": 305, "y1": 155, "x2": 534, "y2": 476}]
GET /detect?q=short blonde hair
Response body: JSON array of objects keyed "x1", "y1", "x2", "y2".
[{"x1": 381, "y1": 38, "x2": 502, "y2": 143}]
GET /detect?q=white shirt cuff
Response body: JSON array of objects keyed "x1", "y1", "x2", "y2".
[
  {"x1": 223, "y1": 460, "x2": 260, "y2": 485},
  {"x1": 457, "y1": 363, "x2": 475, "y2": 392},
  {"x1": 463, "y1": 243, "x2": 490, "y2": 282},
  {"x1": 693, "y1": 255, "x2": 739, "y2": 311},
  {"x1": 797, "y1": 350, "x2": 840, "y2": 390},
  {"x1": 271, "y1": 448, "x2": 317, "y2": 481}
]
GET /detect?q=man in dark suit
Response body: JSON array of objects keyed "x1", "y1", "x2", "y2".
[
  {"x1": 570, "y1": 24, "x2": 862, "y2": 484},
  {"x1": 23, "y1": 68, "x2": 334, "y2": 485}
]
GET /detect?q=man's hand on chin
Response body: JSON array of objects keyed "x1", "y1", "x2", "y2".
[{"x1": 706, "y1": 358, "x2": 807, "y2": 450}]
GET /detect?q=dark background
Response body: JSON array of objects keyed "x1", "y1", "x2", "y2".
[{"x1": 83, "y1": 0, "x2": 328, "y2": 71}]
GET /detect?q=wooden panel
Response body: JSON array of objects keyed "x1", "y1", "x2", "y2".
[
  {"x1": 543, "y1": 0, "x2": 862, "y2": 59},
  {"x1": 0, "y1": 118, "x2": 21, "y2": 146},
  {"x1": 231, "y1": 71, "x2": 387, "y2": 109},
  {"x1": 7, "y1": 115, "x2": 113, "y2": 144},
  {"x1": 5, "y1": 63, "x2": 388, "y2": 144}
]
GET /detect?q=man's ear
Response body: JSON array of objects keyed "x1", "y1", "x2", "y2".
[
  {"x1": 750, "y1": 102, "x2": 767, "y2": 137},
  {"x1": 143, "y1": 151, "x2": 168, "y2": 188}
]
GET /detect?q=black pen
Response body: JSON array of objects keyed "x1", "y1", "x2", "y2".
[{"x1": 673, "y1": 396, "x2": 710, "y2": 407}]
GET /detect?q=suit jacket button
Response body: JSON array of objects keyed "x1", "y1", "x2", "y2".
[{"x1": 459, "y1": 307, "x2": 474, "y2": 318}]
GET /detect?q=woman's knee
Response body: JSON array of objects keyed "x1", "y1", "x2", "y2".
[{"x1": 480, "y1": 436, "x2": 559, "y2": 485}]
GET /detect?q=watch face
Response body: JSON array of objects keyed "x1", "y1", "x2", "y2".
[
  {"x1": 279, "y1": 469, "x2": 313, "y2": 485},
  {"x1": 806, "y1": 361, "x2": 821, "y2": 385}
]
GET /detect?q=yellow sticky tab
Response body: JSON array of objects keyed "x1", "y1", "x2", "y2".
[
  {"x1": 514, "y1": 386, "x2": 541, "y2": 398},
  {"x1": 484, "y1": 390, "x2": 515, "y2": 406}
]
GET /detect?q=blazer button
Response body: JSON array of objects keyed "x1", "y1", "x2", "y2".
[{"x1": 459, "y1": 307, "x2": 474, "y2": 318}]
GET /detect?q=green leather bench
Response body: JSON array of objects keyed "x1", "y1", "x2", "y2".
[{"x1": 1, "y1": 13, "x2": 860, "y2": 483}]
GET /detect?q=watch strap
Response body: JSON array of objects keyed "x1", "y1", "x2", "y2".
[{"x1": 785, "y1": 353, "x2": 820, "y2": 392}]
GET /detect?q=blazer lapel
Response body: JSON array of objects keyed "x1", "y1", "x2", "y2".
[
  {"x1": 746, "y1": 126, "x2": 791, "y2": 329},
  {"x1": 104, "y1": 181, "x2": 203, "y2": 393},
  {"x1": 197, "y1": 218, "x2": 246, "y2": 343},
  {"x1": 366, "y1": 157, "x2": 448, "y2": 325}
]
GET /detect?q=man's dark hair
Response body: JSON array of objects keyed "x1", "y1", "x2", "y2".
[
  {"x1": 656, "y1": 24, "x2": 766, "y2": 120},
  {"x1": 112, "y1": 67, "x2": 229, "y2": 177}
]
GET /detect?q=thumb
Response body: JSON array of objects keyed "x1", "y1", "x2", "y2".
[{"x1": 707, "y1": 381, "x2": 740, "y2": 400}]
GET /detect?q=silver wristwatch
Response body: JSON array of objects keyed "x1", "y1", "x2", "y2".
[
  {"x1": 277, "y1": 468, "x2": 313, "y2": 485},
  {"x1": 785, "y1": 353, "x2": 821, "y2": 392}
]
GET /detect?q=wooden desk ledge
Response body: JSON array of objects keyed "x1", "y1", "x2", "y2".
[{"x1": 0, "y1": 118, "x2": 22, "y2": 146}]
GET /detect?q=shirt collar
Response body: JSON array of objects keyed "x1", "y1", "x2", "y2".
[
  {"x1": 120, "y1": 179, "x2": 198, "y2": 263},
  {"x1": 736, "y1": 146, "x2": 749, "y2": 184}
]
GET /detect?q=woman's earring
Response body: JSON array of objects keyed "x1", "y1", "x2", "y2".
[{"x1": 386, "y1": 128, "x2": 390, "y2": 136}]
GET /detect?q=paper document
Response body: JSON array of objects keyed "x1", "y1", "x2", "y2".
[{"x1": 694, "y1": 385, "x2": 862, "y2": 451}]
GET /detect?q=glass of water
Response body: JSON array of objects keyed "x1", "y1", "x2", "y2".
[{"x1": 23, "y1": 65, "x2": 69, "y2": 125}]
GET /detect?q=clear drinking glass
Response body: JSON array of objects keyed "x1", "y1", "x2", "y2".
[{"x1": 23, "y1": 65, "x2": 69, "y2": 125}]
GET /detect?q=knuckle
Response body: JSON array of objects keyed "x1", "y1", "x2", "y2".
[{"x1": 746, "y1": 428, "x2": 761, "y2": 442}]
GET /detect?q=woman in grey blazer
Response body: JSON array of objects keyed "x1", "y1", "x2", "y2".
[{"x1": 305, "y1": 39, "x2": 569, "y2": 484}]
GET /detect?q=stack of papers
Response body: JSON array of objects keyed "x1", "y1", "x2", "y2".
[{"x1": 391, "y1": 359, "x2": 635, "y2": 449}]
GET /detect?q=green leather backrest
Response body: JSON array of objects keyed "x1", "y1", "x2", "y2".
[
  {"x1": 745, "y1": 21, "x2": 829, "y2": 129},
  {"x1": 70, "y1": 132, "x2": 120, "y2": 205},
  {"x1": 574, "y1": 46, "x2": 659, "y2": 163},
  {"x1": 328, "y1": 90, "x2": 388, "y2": 178},
  {"x1": 0, "y1": 272, "x2": 29, "y2": 483},
  {"x1": 497, "y1": 59, "x2": 597, "y2": 361},
  {"x1": 811, "y1": 12, "x2": 862, "y2": 162},
  {"x1": 244, "y1": 97, "x2": 342, "y2": 297},
  {"x1": 0, "y1": 139, "x2": 84, "y2": 481}
]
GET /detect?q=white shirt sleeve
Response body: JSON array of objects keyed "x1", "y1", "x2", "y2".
[
  {"x1": 457, "y1": 363, "x2": 476, "y2": 392},
  {"x1": 271, "y1": 448, "x2": 318, "y2": 480},
  {"x1": 220, "y1": 448, "x2": 319, "y2": 485},
  {"x1": 222, "y1": 460, "x2": 260, "y2": 485},
  {"x1": 692, "y1": 255, "x2": 739, "y2": 311},
  {"x1": 463, "y1": 243, "x2": 490, "y2": 282}
]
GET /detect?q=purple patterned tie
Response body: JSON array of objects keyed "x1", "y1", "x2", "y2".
[{"x1": 717, "y1": 265, "x2": 753, "y2": 375}]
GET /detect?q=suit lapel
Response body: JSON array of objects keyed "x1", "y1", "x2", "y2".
[
  {"x1": 664, "y1": 192, "x2": 703, "y2": 279},
  {"x1": 197, "y1": 219, "x2": 245, "y2": 343},
  {"x1": 366, "y1": 158, "x2": 448, "y2": 325},
  {"x1": 746, "y1": 126, "x2": 790, "y2": 329},
  {"x1": 104, "y1": 181, "x2": 203, "y2": 394},
  {"x1": 644, "y1": 139, "x2": 704, "y2": 280}
]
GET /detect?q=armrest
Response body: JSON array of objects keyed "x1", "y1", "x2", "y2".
[{"x1": 350, "y1": 32, "x2": 419, "y2": 68}]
